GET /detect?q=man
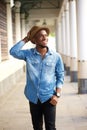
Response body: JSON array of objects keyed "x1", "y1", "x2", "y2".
[{"x1": 10, "y1": 26, "x2": 64, "y2": 130}]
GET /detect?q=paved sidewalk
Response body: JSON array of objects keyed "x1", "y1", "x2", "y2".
[{"x1": 0, "y1": 73, "x2": 87, "y2": 130}]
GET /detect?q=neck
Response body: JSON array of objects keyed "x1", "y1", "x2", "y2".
[{"x1": 36, "y1": 45, "x2": 48, "y2": 57}]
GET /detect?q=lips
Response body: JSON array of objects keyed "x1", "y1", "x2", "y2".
[
  {"x1": 42, "y1": 39, "x2": 48, "y2": 43},
  {"x1": 42, "y1": 41, "x2": 48, "y2": 45}
]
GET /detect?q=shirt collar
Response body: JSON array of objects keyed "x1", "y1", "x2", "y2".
[{"x1": 33, "y1": 47, "x2": 53, "y2": 55}]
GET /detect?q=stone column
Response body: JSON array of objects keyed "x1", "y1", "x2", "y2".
[
  {"x1": 15, "y1": 1, "x2": 21, "y2": 42},
  {"x1": 55, "y1": 18, "x2": 59, "y2": 52},
  {"x1": 65, "y1": 1, "x2": 70, "y2": 75},
  {"x1": 5, "y1": 0, "x2": 13, "y2": 57},
  {"x1": 61, "y1": 10, "x2": 66, "y2": 69},
  {"x1": 0, "y1": 35, "x2": 1, "y2": 62},
  {"x1": 25, "y1": 15, "x2": 30, "y2": 33},
  {"x1": 21, "y1": 13, "x2": 26, "y2": 39},
  {"x1": 69, "y1": 0, "x2": 78, "y2": 82},
  {"x1": 76, "y1": 0, "x2": 87, "y2": 93},
  {"x1": 58, "y1": 18, "x2": 62, "y2": 54}
]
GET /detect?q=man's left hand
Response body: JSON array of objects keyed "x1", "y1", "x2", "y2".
[{"x1": 50, "y1": 95, "x2": 58, "y2": 106}]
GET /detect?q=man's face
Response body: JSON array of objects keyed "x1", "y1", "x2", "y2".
[{"x1": 34, "y1": 30, "x2": 48, "y2": 47}]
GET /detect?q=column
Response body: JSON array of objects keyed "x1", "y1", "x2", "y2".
[
  {"x1": 0, "y1": 35, "x2": 1, "y2": 62},
  {"x1": 5, "y1": 0, "x2": 13, "y2": 57},
  {"x1": 61, "y1": 10, "x2": 66, "y2": 69},
  {"x1": 15, "y1": 1, "x2": 21, "y2": 42},
  {"x1": 55, "y1": 19, "x2": 59, "y2": 52},
  {"x1": 58, "y1": 18, "x2": 62, "y2": 54},
  {"x1": 25, "y1": 14, "x2": 30, "y2": 33},
  {"x1": 21, "y1": 13, "x2": 26, "y2": 38},
  {"x1": 69, "y1": 0, "x2": 78, "y2": 82},
  {"x1": 55, "y1": 14, "x2": 63, "y2": 54},
  {"x1": 76, "y1": 0, "x2": 87, "y2": 93},
  {"x1": 65, "y1": 1, "x2": 70, "y2": 75}
]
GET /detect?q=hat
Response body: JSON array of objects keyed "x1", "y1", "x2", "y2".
[{"x1": 29, "y1": 26, "x2": 50, "y2": 43}]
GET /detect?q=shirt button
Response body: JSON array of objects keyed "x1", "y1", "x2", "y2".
[{"x1": 37, "y1": 93, "x2": 39, "y2": 97}]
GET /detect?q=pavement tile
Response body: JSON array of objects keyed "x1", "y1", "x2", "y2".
[{"x1": 0, "y1": 74, "x2": 87, "y2": 130}]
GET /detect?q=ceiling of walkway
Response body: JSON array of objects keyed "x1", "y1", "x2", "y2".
[{"x1": 14, "y1": 0, "x2": 63, "y2": 29}]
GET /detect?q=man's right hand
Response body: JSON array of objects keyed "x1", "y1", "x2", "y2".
[
  {"x1": 22, "y1": 31, "x2": 30, "y2": 43},
  {"x1": 22, "y1": 36, "x2": 30, "y2": 43}
]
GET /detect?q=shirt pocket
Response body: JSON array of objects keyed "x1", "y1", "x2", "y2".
[
  {"x1": 27, "y1": 58, "x2": 39, "y2": 68},
  {"x1": 43, "y1": 62, "x2": 55, "y2": 73},
  {"x1": 30, "y1": 60, "x2": 39, "y2": 66}
]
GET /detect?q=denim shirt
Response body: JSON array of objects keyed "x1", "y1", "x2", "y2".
[{"x1": 10, "y1": 41, "x2": 64, "y2": 104}]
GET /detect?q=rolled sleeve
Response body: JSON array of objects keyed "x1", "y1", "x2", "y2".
[
  {"x1": 55, "y1": 55, "x2": 64, "y2": 88},
  {"x1": 10, "y1": 41, "x2": 27, "y2": 60}
]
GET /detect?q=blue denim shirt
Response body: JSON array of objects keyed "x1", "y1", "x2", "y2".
[{"x1": 10, "y1": 41, "x2": 64, "y2": 104}]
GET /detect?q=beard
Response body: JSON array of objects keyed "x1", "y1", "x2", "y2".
[{"x1": 38, "y1": 44, "x2": 47, "y2": 48}]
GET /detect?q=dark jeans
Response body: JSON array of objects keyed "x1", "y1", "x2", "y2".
[{"x1": 29, "y1": 99, "x2": 56, "y2": 130}]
